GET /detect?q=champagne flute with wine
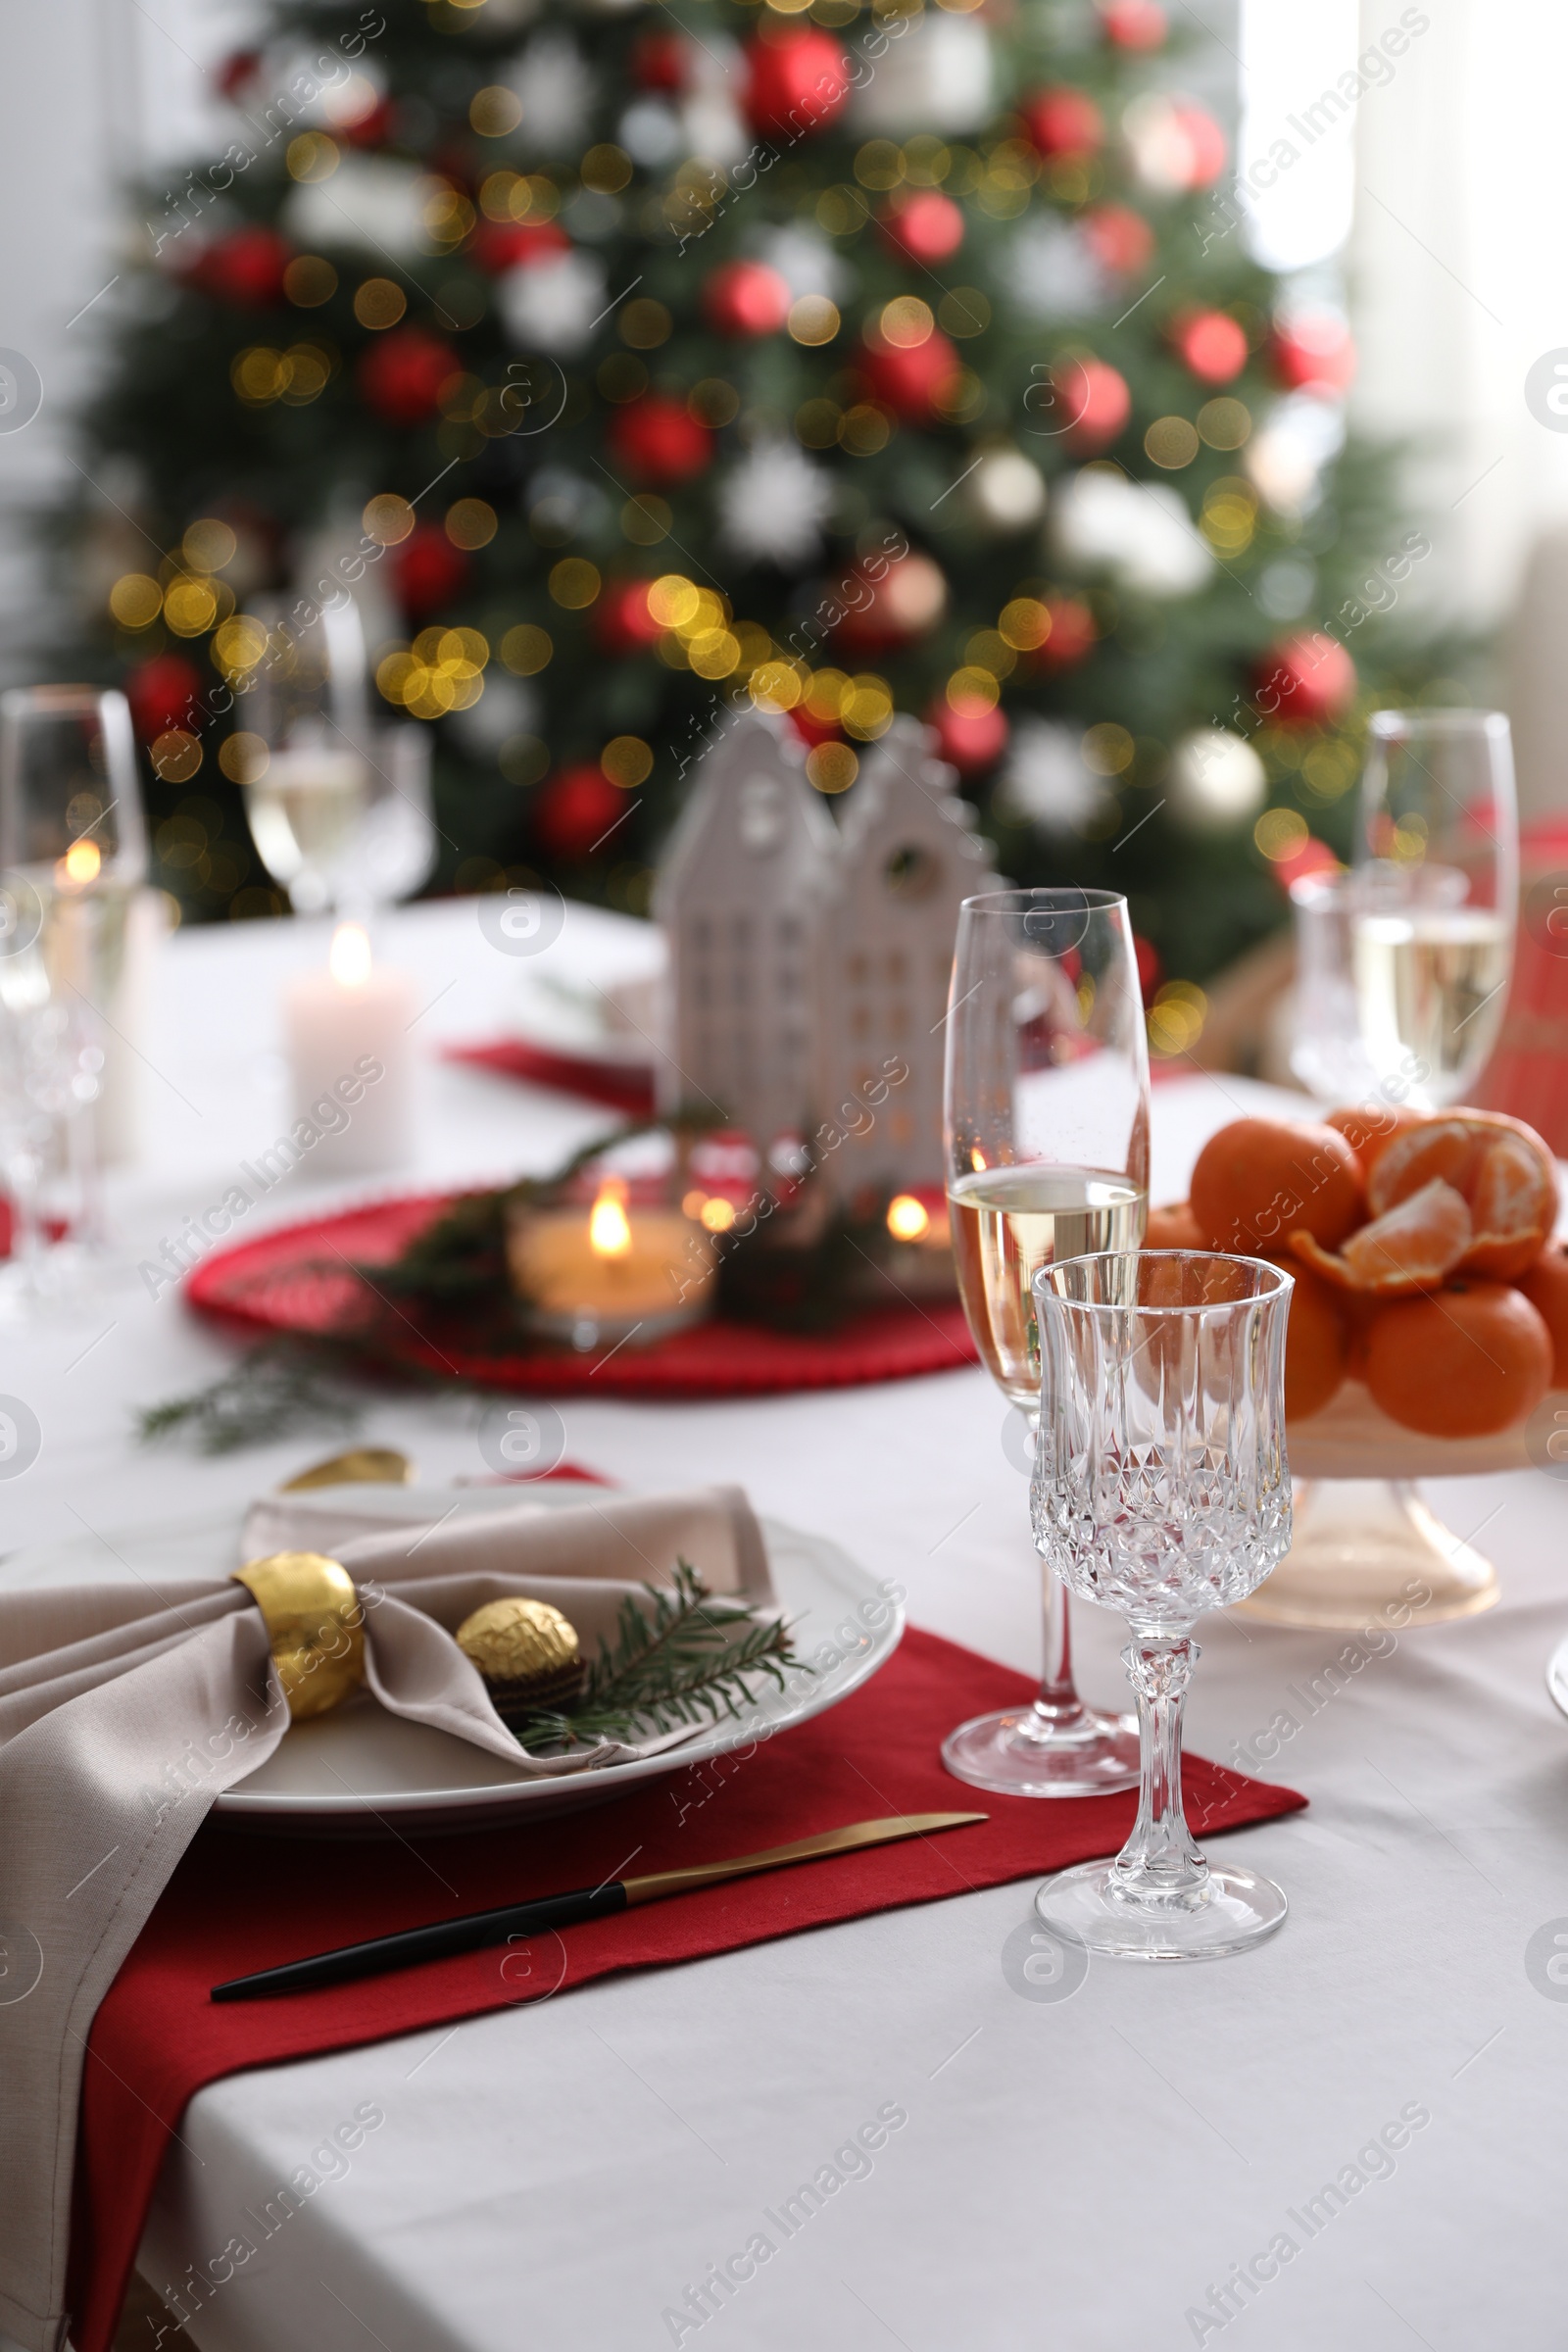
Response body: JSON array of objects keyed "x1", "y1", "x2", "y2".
[
  {"x1": 234, "y1": 599, "x2": 372, "y2": 915},
  {"x1": 942, "y1": 887, "x2": 1149, "y2": 1796},
  {"x1": 1352, "y1": 710, "x2": 1517, "y2": 1108}
]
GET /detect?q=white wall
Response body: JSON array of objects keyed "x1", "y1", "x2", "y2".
[{"x1": 0, "y1": 0, "x2": 251, "y2": 679}]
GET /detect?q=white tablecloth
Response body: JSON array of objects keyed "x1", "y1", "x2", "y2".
[{"x1": 5, "y1": 902, "x2": 1564, "y2": 2352}]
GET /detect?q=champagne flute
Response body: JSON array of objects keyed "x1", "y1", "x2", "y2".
[
  {"x1": 942, "y1": 886, "x2": 1148, "y2": 1797},
  {"x1": 234, "y1": 598, "x2": 372, "y2": 915},
  {"x1": 1352, "y1": 710, "x2": 1517, "y2": 1109},
  {"x1": 0, "y1": 685, "x2": 145, "y2": 1276},
  {"x1": 1033, "y1": 1250, "x2": 1294, "y2": 1959}
]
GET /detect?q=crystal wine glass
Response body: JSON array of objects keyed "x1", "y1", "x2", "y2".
[
  {"x1": 234, "y1": 597, "x2": 373, "y2": 915},
  {"x1": 942, "y1": 886, "x2": 1149, "y2": 1797},
  {"x1": 1351, "y1": 709, "x2": 1518, "y2": 1109},
  {"x1": 0, "y1": 685, "x2": 145, "y2": 1273},
  {"x1": 1032, "y1": 1250, "x2": 1294, "y2": 1960}
]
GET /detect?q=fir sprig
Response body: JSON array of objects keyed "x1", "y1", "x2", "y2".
[
  {"x1": 135, "y1": 1336, "x2": 368, "y2": 1454},
  {"x1": 505, "y1": 1561, "x2": 806, "y2": 1752}
]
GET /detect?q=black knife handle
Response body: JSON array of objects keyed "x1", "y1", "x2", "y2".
[{"x1": 211, "y1": 1879, "x2": 629, "y2": 2002}]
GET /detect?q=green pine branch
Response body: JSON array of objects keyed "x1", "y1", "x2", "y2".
[{"x1": 506, "y1": 1560, "x2": 807, "y2": 1751}]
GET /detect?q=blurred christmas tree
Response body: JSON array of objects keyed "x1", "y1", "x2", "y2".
[{"x1": 65, "y1": 0, "x2": 1443, "y2": 1025}]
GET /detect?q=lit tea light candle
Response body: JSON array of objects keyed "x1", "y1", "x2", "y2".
[
  {"x1": 507, "y1": 1173, "x2": 715, "y2": 1350},
  {"x1": 282, "y1": 921, "x2": 416, "y2": 1175},
  {"x1": 881, "y1": 1190, "x2": 956, "y2": 1298}
]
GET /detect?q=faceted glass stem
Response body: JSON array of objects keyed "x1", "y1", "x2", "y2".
[
  {"x1": 1028, "y1": 1405, "x2": 1084, "y2": 1737},
  {"x1": 1110, "y1": 1630, "x2": 1207, "y2": 1905}
]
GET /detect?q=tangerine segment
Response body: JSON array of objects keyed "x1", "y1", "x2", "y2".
[
  {"x1": 1519, "y1": 1243, "x2": 1568, "y2": 1385},
  {"x1": 1189, "y1": 1117, "x2": 1363, "y2": 1255},
  {"x1": 1364, "y1": 1279, "x2": 1552, "y2": 1438},
  {"x1": 1282, "y1": 1263, "x2": 1347, "y2": 1420},
  {"x1": 1324, "y1": 1102, "x2": 1426, "y2": 1180},
  {"x1": 1145, "y1": 1201, "x2": 1204, "y2": 1250},
  {"x1": 1366, "y1": 1110, "x2": 1556, "y2": 1281},
  {"x1": 1289, "y1": 1177, "x2": 1472, "y2": 1295}
]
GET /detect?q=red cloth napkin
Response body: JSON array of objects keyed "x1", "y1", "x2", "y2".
[
  {"x1": 185, "y1": 1193, "x2": 980, "y2": 1396},
  {"x1": 443, "y1": 1037, "x2": 657, "y2": 1114},
  {"x1": 70, "y1": 1627, "x2": 1303, "y2": 2348}
]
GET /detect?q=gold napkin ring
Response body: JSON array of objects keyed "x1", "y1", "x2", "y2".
[{"x1": 233, "y1": 1551, "x2": 367, "y2": 1721}]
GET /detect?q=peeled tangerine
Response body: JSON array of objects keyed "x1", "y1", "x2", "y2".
[
  {"x1": 1324, "y1": 1101, "x2": 1426, "y2": 1182},
  {"x1": 1364, "y1": 1280, "x2": 1552, "y2": 1439},
  {"x1": 1283, "y1": 1265, "x2": 1348, "y2": 1420},
  {"x1": 1291, "y1": 1110, "x2": 1558, "y2": 1294}
]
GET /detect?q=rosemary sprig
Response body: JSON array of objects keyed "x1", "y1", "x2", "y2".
[{"x1": 505, "y1": 1561, "x2": 807, "y2": 1752}]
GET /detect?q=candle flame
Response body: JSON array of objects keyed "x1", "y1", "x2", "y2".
[
  {"x1": 58, "y1": 839, "x2": 102, "y2": 888},
  {"x1": 330, "y1": 921, "x2": 372, "y2": 989},
  {"x1": 588, "y1": 1176, "x2": 632, "y2": 1259},
  {"x1": 887, "y1": 1194, "x2": 930, "y2": 1243}
]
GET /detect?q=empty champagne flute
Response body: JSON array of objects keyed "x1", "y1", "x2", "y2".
[
  {"x1": 1352, "y1": 709, "x2": 1517, "y2": 1108},
  {"x1": 1032, "y1": 1250, "x2": 1294, "y2": 1960},
  {"x1": 943, "y1": 887, "x2": 1149, "y2": 1797}
]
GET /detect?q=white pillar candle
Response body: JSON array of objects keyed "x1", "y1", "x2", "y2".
[{"x1": 282, "y1": 923, "x2": 416, "y2": 1175}]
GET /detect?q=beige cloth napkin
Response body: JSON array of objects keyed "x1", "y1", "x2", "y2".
[{"x1": 0, "y1": 1484, "x2": 768, "y2": 2352}]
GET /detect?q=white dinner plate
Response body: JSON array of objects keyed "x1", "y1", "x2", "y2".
[{"x1": 0, "y1": 1486, "x2": 903, "y2": 1836}]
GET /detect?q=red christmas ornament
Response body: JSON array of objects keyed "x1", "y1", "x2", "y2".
[
  {"x1": 467, "y1": 220, "x2": 571, "y2": 274},
  {"x1": 835, "y1": 551, "x2": 948, "y2": 655},
  {"x1": 198, "y1": 227, "x2": 294, "y2": 307},
  {"x1": 595, "y1": 579, "x2": 665, "y2": 656},
  {"x1": 1037, "y1": 597, "x2": 1097, "y2": 669},
  {"x1": 217, "y1": 48, "x2": 263, "y2": 99},
  {"x1": 124, "y1": 655, "x2": 202, "y2": 742},
  {"x1": 1081, "y1": 204, "x2": 1155, "y2": 276},
  {"x1": 1055, "y1": 359, "x2": 1131, "y2": 456},
  {"x1": 341, "y1": 96, "x2": 396, "y2": 149},
  {"x1": 358, "y1": 328, "x2": 463, "y2": 426},
  {"x1": 608, "y1": 397, "x2": 713, "y2": 485},
  {"x1": 786, "y1": 706, "x2": 842, "y2": 750},
  {"x1": 1020, "y1": 86, "x2": 1104, "y2": 158},
  {"x1": 533, "y1": 764, "x2": 628, "y2": 861},
  {"x1": 1171, "y1": 102, "x2": 1226, "y2": 188},
  {"x1": 703, "y1": 260, "x2": 793, "y2": 338},
  {"x1": 743, "y1": 27, "x2": 852, "y2": 139},
  {"x1": 1101, "y1": 0, "x2": 1167, "y2": 49},
  {"x1": 879, "y1": 190, "x2": 965, "y2": 268},
  {"x1": 631, "y1": 28, "x2": 690, "y2": 90},
  {"x1": 1270, "y1": 313, "x2": 1356, "y2": 394},
  {"x1": 1256, "y1": 633, "x2": 1357, "y2": 728},
  {"x1": 392, "y1": 523, "x2": 470, "y2": 619},
  {"x1": 1170, "y1": 308, "x2": 1249, "y2": 385},
  {"x1": 1132, "y1": 935, "x2": 1162, "y2": 1004},
  {"x1": 859, "y1": 325, "x2": 961, "y2": 422},
  {"x1": 930, "y1": 697, "x2": 1009, "y2": 776},
  {"x1": 1270, "y1": 835, "x2": 1342, "y2": 897}
]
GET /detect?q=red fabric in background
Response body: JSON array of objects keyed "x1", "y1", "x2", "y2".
[
  {"x1": 443, "y1": 1037, "x2": 657, "y2": 1115},
  {"x1": 71, "y1": 1628, "x2": 1304, "y2": 2350},
  {"x1": 184, "y1": 1193, "x2": 980, "y2": 1396}
]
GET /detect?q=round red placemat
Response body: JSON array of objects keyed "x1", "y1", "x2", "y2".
[{"x1": 184, "y1": 1193, "x2": 980, "y2": 1396}]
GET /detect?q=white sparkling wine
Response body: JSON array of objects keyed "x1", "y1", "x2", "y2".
[
  {"x1": 241, "y1": 749, "x2": 368, "y2": 894},
  {"x1": 1354, "y1": 906, "x2": 1511, "y2": 1099},
  {"x1": 949, "y1": 1164, "x2": 1148, "y2": 1406}
]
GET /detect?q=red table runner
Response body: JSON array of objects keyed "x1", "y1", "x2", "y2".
[
  {"x1": 185, "y1": 1192, "x2": 979, "y2": 1397},
  {"x1": 443, "y1": 1037, "x2": 657, "y2": 1115},
  {"x1": 71, "y1": 1628, "x2": 1304, "y2": 2349}
]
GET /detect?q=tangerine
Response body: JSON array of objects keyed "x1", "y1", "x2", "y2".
[
  {"x1": 1291, "y1": 1175, "x2": 1472, "y2": 1296},
  {"x1": 1363, "y1": 1278, "x2": 1552, "y2": 1437},
  {"x1": 1145, "y1": 1200, "x2": 1204, "y2": 1249},
  {"x1": 1282, "y1": 1264, "x2": 1347, "y2": 1420},
  {"x1": 1519, "y1": 1242, "x2": 1568, "y2": 1386},
  {"x1": 1189, "y1": 1117, "x2": 1363, "y2": 1256},
  {"x1": 1366, "y1": 1109, "x2": 1556, "y2": 1281},
  {"x1": 1324, "y1": 1101, "x2": 1426, "y2": 1180}
]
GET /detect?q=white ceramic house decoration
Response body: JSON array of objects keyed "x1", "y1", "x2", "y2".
[
  {"x1": 818, "y1": 714, "x2": 999, "y2": 1196},
  {"x1": 655, "y1": 709, "x2": 1000, "y2": 1200},
  {"x1": 653, "y1": 710, "x2": 836, "y2": 1152}
]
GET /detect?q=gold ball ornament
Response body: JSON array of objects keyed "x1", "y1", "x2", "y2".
[{"x1": 456, "y1": 1597, "x2": 585, "y2": 1714}]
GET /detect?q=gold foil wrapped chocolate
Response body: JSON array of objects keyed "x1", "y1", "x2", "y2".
[
  {"x1": 456, "y1": 1596, "x2": 585, "y2": 1715},
  {"x1": 233, "y1": 1551, "x2": 366, "y2": 1720}
]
